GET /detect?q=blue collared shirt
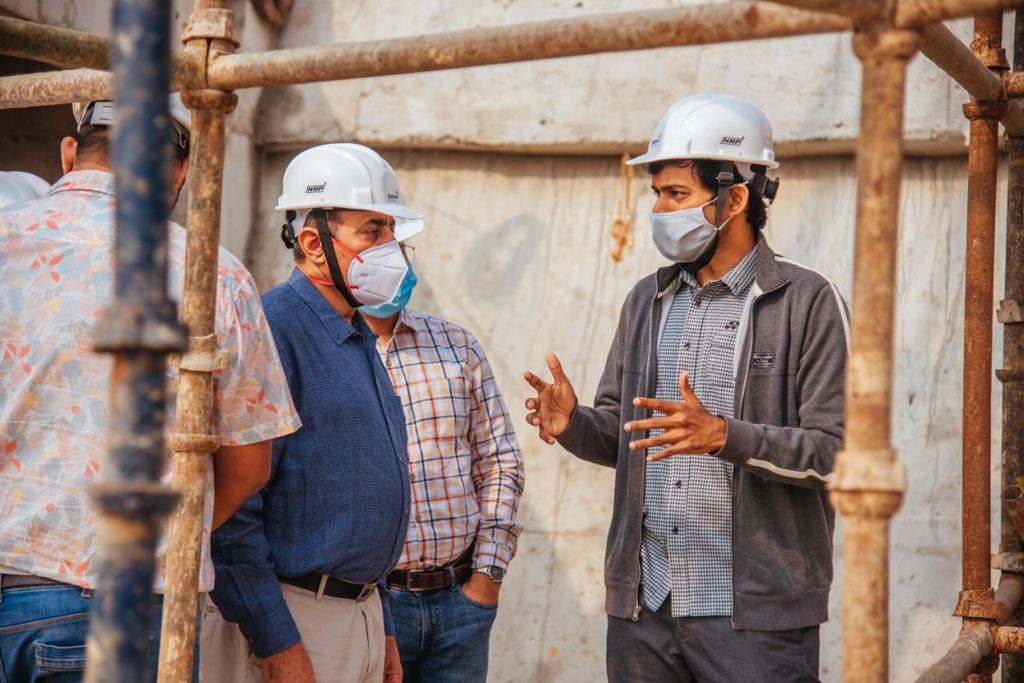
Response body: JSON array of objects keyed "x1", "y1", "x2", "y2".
[{"x1": 210, "y1": 268, "x2": 410, "y2": 657}]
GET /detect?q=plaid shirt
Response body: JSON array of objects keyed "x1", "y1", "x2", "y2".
[
  {"x1": 641, "y1": 245, "x2": 758, "y2": 617},
  {"x1": 375, "y1": 309, "x2": 524, "y2": 571}
]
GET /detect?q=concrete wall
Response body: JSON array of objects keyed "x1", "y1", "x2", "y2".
[
  {"x1": 256, "y1": 0, "x2": 986, "y2": 155},
  {"x1": 249, "y1": 149, "x2": 1001, "y2": 681}
]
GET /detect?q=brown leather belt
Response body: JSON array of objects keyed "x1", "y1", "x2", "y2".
[
  {"x1": 387, "y1": 545, "x2": 474, "y2": 592},
  {"x1": 279, "y1": 574, "x2": 377, "y2": 601},
  {"x1": 0, "y1": 574, "x2": 68, "y2": 589}
]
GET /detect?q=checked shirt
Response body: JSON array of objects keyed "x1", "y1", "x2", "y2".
[
  {"x1": 375, "y1": 309, "x2": 524, "y2": 572},
  {"x1": 641, "y1": 245, "x2": 758, "y2": 618}
]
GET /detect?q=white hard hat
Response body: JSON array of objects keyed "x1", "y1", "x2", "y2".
[
  {"x1": 0, "y1": 171, "x2": 51, "y2": 208},
  {"x1": 73, "y1": 94, "x2": 192, "y2": 149},
  {"x1": 276, "y1": 143, "x2": 424, "y2": 241},
  {"x1": 627, "y1": 93, "x2": 778, "y2": 175}
]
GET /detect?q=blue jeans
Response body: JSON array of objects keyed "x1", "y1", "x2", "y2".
[
  {"x1": 387, "y1": 581, "x2": 497, "y2": 683},
  {"x1": 0, "y1": 584, "x2": 199, "y2": 683}
]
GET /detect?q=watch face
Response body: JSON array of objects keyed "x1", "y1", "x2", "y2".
[{"x1": 479, "y1": 566, "x2": 505, "y2": 582}]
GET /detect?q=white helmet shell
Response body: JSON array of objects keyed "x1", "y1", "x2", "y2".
[
  {"x1": 0, "y1": 171, "x2": 50, "y2": 208},
  {"x1": 627, "y1": 94, "x2": 778, "y2": 174},
  {"x1": 276, "y1": 143, "x2": 424, "y2": 241}
]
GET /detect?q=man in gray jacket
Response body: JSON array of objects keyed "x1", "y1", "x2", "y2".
[{"x1": 524, "y1": 94, "x2": 849, "y2": 682}]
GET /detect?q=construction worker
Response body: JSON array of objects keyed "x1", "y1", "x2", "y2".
[
  {"x1": 0, "y1": 171, "x2": 51, "y2": 207},
  {"x1": 358, "y1": 239, "x2": 524, "y2": 681},
  {"x1": 524, "y1": 94, "x2": 849, "y2": 681},
  {"x1": 203, "y1": 143, "x2": 415, "y2": 683},
  {"x1": 0, "y1": 96, "x2": 299, "y2": 682}
]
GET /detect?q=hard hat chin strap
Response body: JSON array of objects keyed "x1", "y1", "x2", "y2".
[
  {"x1": 313, "y1": 209, "x2": 363, "y2": 309},
  {"x1": 714, "y1": 161, "x2": 734, "y2": 227}
]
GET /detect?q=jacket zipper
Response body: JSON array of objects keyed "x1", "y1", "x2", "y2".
[
  {"x1": 730, "y1": 299, "x2": 755, "y2": 628},
  {"x1": 633, "y1": 285, "x2": 664, "y2": 622}
]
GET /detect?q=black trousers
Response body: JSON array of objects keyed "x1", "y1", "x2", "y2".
[{"x1": 606, "y1": 600, "x2": 820, "y2": 682}]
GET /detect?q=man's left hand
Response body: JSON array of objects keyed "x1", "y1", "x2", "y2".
[
  {"x1": 384, "y1": 635, "x2": 402, "y2": 683},
  {"x1": 624, "y1": 372, "x2": 727, "y2": 462},
  {"x1": 460, "y1": 571, "x2": 501, "y2": 606}
]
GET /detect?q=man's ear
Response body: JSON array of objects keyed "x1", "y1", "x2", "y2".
[
  {"x1": 728, "y1": 183, "x2": 750, "y2": 222},
  {"x1": 60, "y1": 136, "x2": 78, "y2": 174},
  {"x1": 172, "y1": 157, "x2": 190, "y2": 197},
  {"x1": 296, "y1": 227, "x2": 325, "y2": 265}
]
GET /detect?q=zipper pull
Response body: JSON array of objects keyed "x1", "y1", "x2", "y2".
[{"x1": 632, "y1": 603, "x2": 642, "y2": 622}]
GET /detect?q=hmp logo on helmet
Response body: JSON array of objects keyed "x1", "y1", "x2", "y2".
[
  {"x1": 386, "y1": 191, "x2": 400, "y2": 202},
  {"x1": 305, "y1": 182, "x2": 327, "y2": 194},
  {"x1": 720, "y1": 135, "x2": 745, "y2": 146}
]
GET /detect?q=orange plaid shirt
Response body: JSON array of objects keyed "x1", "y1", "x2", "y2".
[{"x1": 376, "y1": 309, "x2": 524, "y2": 571}]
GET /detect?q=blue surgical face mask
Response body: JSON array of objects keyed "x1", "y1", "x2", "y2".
[{"x1": 360, "y1": 264, "x2": 418, "y2": 318}]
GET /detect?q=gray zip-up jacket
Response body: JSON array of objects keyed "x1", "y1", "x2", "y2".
[{"x1": 556, "y1": 238, "x2": 849, "y2": 631}]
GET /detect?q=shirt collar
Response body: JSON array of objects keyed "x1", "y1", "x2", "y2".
[
  {"x1": 394, "y1": 308, "x2": 428, "y2": 334},
  {"x1": 287, "y1": 267, "x2": 370, "y2": 346},
  {"x1": 49, "y1": 170, "x2": 115, "y2": 197},
  {"x1": 681, "y1": 242, "x2": 759, "y2": 296}
]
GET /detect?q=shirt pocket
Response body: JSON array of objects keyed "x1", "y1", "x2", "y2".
[{"x1": 423, "y1": 361, "x2": 471, "y2": 442}]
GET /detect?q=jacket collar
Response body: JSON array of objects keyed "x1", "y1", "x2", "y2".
[
  {"x1": 655, "y1": 235, "x2": 788, "y2": 297},
  {"x1": 287, "y1": 267, "x2": 370, "y2": 346}
]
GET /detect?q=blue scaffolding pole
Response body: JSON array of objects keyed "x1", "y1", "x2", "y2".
[{"x1": 84, "y1": 0, "x2": 187, "y2": 680}]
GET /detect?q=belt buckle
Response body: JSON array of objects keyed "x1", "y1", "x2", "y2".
[
  {"x1": 357, "y1": 583, "x2": 376, "y2": 602},
  {"x1": 404, "y1": 570, "x2": 430, "y2": 593}
]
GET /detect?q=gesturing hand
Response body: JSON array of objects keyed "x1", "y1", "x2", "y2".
[
  {"x1": 523, "y1": 353, "x2": 578, "y2": 445},
  {"x1": 624, "y1": 372, "x2": 727, "y2": 461}
]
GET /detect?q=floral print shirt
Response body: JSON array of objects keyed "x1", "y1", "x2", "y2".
[{"x1": 0, "y1": 171, "x2": 300, "y2": 591}]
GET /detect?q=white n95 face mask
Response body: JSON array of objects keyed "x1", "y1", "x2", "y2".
[
  {"x1": 344, "y1": 239, "x2": 409, "y2": 307},
  {"x1": 649, "y1": 198, "x2": 735, "y2": 269}
]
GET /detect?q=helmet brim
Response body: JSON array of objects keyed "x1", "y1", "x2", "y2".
[
  {"x1": 394, "y1": 218, "x2": 424, "y2": 242},
  {"x1": 626, "y1": 151, "x2": 780, "y2": 169}
]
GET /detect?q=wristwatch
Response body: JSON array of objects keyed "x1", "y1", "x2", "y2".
[{"x1": 474, "y1": 566, "x2": 505, "y2": 583}]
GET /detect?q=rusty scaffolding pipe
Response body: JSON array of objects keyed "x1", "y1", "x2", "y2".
[
  {"x1": 1000, "y1": 14, "x2": 1024, "y2": 683},
  {"x1": 0, "y1": 16, "x2": 198, "y2": 87},
  {"x1": 952, "y1": 26, "x2": 1007, "y2": 679},
  {"x1": 921, "y1": 23, "x2": 1024, "y2": 136},
  {"x1": 155, "y1": 2, "x2": 236, "y2": 681},
  {"x1": 828, "y1": 22, "x2": 918, "y2": 683},
  {"x1": 0, "y1": 68, "x2": 111, "y2": 110},
  {"x1": 204, "y1": 3, "x2": 850, "y2": 90}
]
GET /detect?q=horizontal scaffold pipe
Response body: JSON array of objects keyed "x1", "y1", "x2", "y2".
[
  {"x1": 769, "y1": 0, "x2": 1024, "y2": 26},
  {"x1": 0, "y1": 16, "x2": 198, "y2": 88},
  {"x1": 205, "y1": 2, "x2": 852, "y2": 90},
  {"x1": 920, "y1": 22, "x2": 1024, "y2": 135},
  {"x1": 0, "y1": 68, "x2": 110, "y2": 109}
]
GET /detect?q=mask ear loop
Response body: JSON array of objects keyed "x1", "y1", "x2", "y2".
[{"x1": 313, "y1": 209, "x2": 363, "y2": 309}]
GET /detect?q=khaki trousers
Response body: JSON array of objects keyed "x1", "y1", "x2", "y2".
[{"x1": 199, "y1": 582, "x2": 384, "y2": 683}]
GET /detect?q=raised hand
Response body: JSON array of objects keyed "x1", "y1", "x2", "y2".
[
  {"x1": 523, "y1": 353, "x2": 578, "y2": 445},
  {"x1": 623, "y1": 372, "x2": 727, "y2": 461}
]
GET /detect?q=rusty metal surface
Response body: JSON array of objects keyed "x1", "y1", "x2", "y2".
[
  {"x1": 897, "y1": 0, "x2": 1024, "y2": 27},
  {"x1": 0, "y1": 68, "x2": 111, "y2": 110},
  {"x1": 827, "y1": 26, "x2": 919, "y2": 683},
  {"x1": 960, "y1": 14, "x2": 1002, "y2": 611},
  {"x1": 1002, "y1": 18, "x2": 1024, "y2": 681},
  {"x1": 0, "y1": 16, "x2": 198, "y2": 89},
  {"x1": 207, "y1": 2, "x2": 852, "y2": 91},
  {"x1": 155, "y1": 21, "x2": 238, "y2": 675},
  {"x1": 1005, "y1": 486, "x2": 1024, "y2": 545},
  {"x1": 920, "y1": 23, "x2": 1024, "y2": 137},
  {"x1": 916, "y1": 625, "x2": 995, "y2": 683}
]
